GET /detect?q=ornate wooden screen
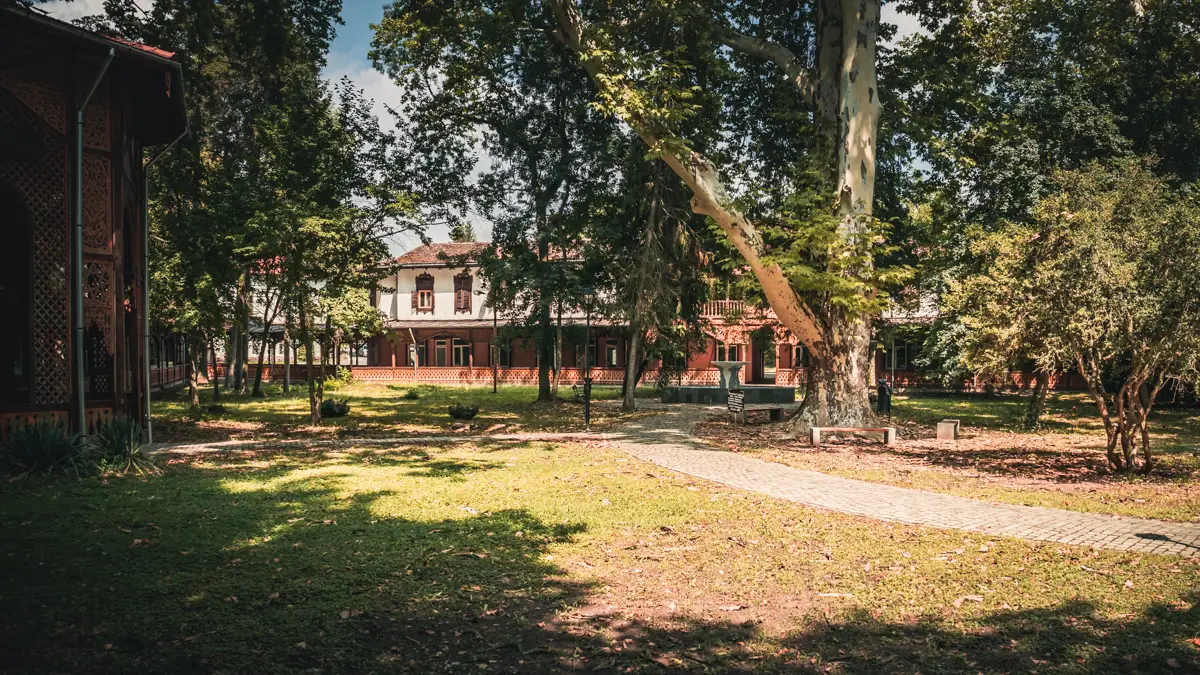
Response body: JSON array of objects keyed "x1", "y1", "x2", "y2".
[
  {"x1": 0, "y1": 54, "x2": 121, "y2": 407},
  {"x1": 0, "y1": 61, "x2": 69, "y2": 405}
]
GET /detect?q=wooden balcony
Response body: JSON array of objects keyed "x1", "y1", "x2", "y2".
[{"x1": 701, "y1": 300, "x2": 747, "y2": 317}]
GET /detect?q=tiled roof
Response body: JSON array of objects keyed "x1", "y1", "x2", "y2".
[
  {"x1": 395, "y1": 242, "x2": 488, "y2": 266},
  {"x1": 104, "y1": 34, "x2": 176, "y2": 60}
]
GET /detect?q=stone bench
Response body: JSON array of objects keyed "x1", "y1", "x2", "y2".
[
  {"x1": 732, "y1": 404, "x2": 792, "y2": 424},
  {"x1": 810, "y1": 426, "x2": 897, "y2": 447}
]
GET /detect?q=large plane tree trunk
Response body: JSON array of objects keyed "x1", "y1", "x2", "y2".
[{"x1": 550, "y1": 0, "x2": 882, "y2": 429}]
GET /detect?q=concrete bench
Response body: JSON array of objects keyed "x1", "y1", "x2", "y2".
[
  {"x1": 810, "y1": 426, "x2": 897, "y2": 447},
  {"x1": 732, "y1": 404, "x2": 791, "y2": 424}
]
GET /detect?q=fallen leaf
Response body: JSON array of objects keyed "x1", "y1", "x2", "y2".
[
  {"x1": 1124, "y1": 580, "x2": 1134, "y2": 590},
  {"x1": 1166, "y1": 658, "x2": 1179, "y2": 668},
  {"x1": 268, "y1": 592, "x2": 280, "y2": 601},
  {"x1": 717, "y1": 604, "x2": 745, "y2": 611},
  {"x1": 129, "y1": 539, "x2": 152, "y2": 547}
]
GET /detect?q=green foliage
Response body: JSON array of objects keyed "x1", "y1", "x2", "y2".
[
  {"x1": 400, "y1": 389, "x2": 421, "y2": 400},
  {"x1": 448, "y1": 403, "x2": 480, "y2": 421},
  {"x1": 92, "y1": 418, "x2": 160, "y2": 477},
  {"x1": 319, "y1": 398, "x2": 350, "y2": 418},
  {"x1": 947, "y1": 159, "x2": 1200, "y2": 471},
  {"x1": 2, "y1": 421, "x2": 95, "y2": 480},
  {"x1": 322, "y1": 368, "x2": 355, "y2": 392}
]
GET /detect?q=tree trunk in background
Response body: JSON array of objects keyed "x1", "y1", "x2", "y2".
[
  {"x1": 299, "y1": 299, "x2": 320, "y2": 425},
  {"x1": 186, "y1": 336, "x2": 200, "y2": 408},
  {"x1": 621, "y1": 327, "x2": 644, "y2": 412},
  {"x1": 1024, "y1": 370, "x2": 1050, "y2": 430},
  {"x1": 210, "y1": 340, "x2": 221, "y2": 402},
  {"x1": 552, "y1": 303, "x2": 562, "y2": 401},
  {"x1": 251, "y1": 291, "x2": 280, "y2": 398},
  {"x1": 536, "y1": 236, "x2": 554, "y2": 402},
  {"x1": 282, "y1": 321, "x2": 291, "y2": 393},
  {"x1": 317, "y1": 316, "x2": 331, "y2": 407},
  {"x1": 223, "y1": 330, "x2": 233, "y2": 389}
]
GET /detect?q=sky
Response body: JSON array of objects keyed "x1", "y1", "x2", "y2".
[{"x1": 42, "y1": 0, "x2": 925, "y2": 253}]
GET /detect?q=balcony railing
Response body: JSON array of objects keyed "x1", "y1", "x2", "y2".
[{"x1": 701, "y1": 300, "x2": 747, "y2": 317}]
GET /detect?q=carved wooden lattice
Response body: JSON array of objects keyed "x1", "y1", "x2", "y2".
[
  {"x1": 83, "y1": 261, "x2": 113, "y2": 352},
  {"x1": 83, "y1": 153, "x2": 111, "y2": 252},
  {"x1": 82, "y1": 75, "x2": 110, "y2": 150},
  {"x1": 0, "y1": 90, "x2": 69, "y2": 405},
  {"x1": 0, "y1": 62, "x2": 66, "y2": 133},
  {"x1": 83, "y1": 261, "x2": 115, "y2": 397}
]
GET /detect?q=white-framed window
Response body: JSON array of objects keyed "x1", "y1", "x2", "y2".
[
  {"x1": 885, "y1": 343, "x2": 908, "y2": 370},
  {"x1": 452, "y1": 339, "x2": 472, "y2": 366},
  {"x1": 418, "y1": 290, "x2": 433, "y2": 309},
  {"x1": 715, "y1": 341, "x2": 742, "y2": 362}
]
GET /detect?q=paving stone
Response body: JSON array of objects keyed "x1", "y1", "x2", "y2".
[{"x1": 607, "y1": 408, "x2": 1200, "y2": 559}]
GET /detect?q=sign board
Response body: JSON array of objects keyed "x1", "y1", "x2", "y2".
[{"x1": 727, "y1": 389, "x2": 745, "y2": 413}]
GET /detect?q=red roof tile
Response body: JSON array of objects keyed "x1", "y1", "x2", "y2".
[
  {"x1": 395, "y1": 242, "x2": 488, "y2": 265},
  {"x1": 104, "y1": 34, "x2": 176, "y2": 60}
]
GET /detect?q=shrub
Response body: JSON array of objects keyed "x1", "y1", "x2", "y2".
[
  {"x1": 401, "y1": 389, "x2": 421, "y2": 400},
  {"x1": 324, "y1": 368, "x2": 355, "y2": 392},
  {"x1": 2, "y1": 420, "x2": 95, "y2": 480},
  {"x1": 92, "y1": 418, "x2": 160, "y2": 476},
  {"x1": 448, "y1": 403, "x2": 479, "y2": 420},
  {"x1": 321, "y1": 398, "x2": 351, "y2": 418}
]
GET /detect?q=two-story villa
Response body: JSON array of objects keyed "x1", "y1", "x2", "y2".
[{"x1": 360, "y1": 242, "x2": 816, "y2": 387}]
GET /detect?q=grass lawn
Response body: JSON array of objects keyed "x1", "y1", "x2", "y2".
[
  {"x1": 1, "y1": 438, "x2": 1197, "y2": 674},
  {"x1": 152, "y1": 381, "x2": 657, "y2": 444},
  {"x1": 697, "y1": 392, "x2": 1200, "y2": 522}
]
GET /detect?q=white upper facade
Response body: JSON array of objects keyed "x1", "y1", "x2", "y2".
[{"x1": 375, "y1": 264, "x2": 493, "y2": 322}]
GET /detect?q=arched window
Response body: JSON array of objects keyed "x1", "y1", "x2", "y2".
[{"x1": 453, "y1": 271, "x2": 472, "y2": 313}]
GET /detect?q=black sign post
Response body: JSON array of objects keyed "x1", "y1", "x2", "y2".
[{"x1": 728, "y1": 389, "x2": 746, "y2": 424}]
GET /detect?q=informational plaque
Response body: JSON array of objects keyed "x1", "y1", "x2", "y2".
[{"x1": 727, "y1": 389, "x2": 745, "y2": 412}]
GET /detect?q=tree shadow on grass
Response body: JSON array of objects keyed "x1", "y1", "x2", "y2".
[{"x1": 1, "y1": 453, "x2": 1197, "y2": 674}]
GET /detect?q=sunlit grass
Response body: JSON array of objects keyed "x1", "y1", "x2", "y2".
[
  {"x1": 152, "y1": 381, "x2": 657, "y2": 443},
  {"x1": 1, "y1": 439, "x2": 1196, "y2": 673}
]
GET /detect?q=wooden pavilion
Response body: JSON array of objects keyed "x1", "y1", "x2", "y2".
[{"x1": 0, "y1": 4, "x2": 187, "y2": 435}]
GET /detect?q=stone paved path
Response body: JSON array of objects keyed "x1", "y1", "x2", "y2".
[{"x1": 607, "y1": 407, "x2": 1200, "y2": 558}]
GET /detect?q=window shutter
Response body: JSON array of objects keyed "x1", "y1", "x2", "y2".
[{"x1": 411, "y1": 290, "x2": 418, "y2": 312}]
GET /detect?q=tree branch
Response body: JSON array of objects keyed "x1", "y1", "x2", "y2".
[{"x1": 711, "y1": 23, "x2": 815, "y2": 104}]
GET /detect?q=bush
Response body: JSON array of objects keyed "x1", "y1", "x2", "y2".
[
  {"x1": 321, "y1": 398, "x2": 350, "y2": 418},
  {"x1": 448, "y1": 403, "x2": 479, "y2": 420},
  {"x1": 92, "y1": 418, "x2": 160, "y2": 476},
  {"x1": 324, "y1": 368, "x2": 355, "y2": 392},
  {"x1": 401, "y1": 389, "x2": 421, "y2": 400},
  {"x1": 2, "y1": 420, "x2": 95, "y2": 480}
]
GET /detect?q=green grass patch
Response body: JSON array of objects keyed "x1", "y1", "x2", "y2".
[
  {"x1": 1, "y1": 440, "x2": 1197, "y2": 673},
  {"x1": 152, "y1": 382, "x2": 656, "y2": 443}
]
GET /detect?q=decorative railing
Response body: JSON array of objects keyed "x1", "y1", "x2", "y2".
[{"x1": 701, "y1": 300, "x2": 746, "y2": 317}]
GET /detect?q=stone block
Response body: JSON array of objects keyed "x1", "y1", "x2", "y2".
[{"x1": 937, "y1": 419, "x2": 960, "y2": 441}]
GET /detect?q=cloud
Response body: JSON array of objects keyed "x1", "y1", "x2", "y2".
[
  {"x1": 881, "y1": 2, "x2": 927, "y2": 45},
  {"x1": 39, "y1": 0, "x2": 156, "y2": 23}
]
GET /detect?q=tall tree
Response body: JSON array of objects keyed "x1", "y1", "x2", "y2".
[
  {"x1": 372, "y1": 0, "x2": 619, "y2": 402},
  {"x1": 545, "y1": 0, "x2": 899, "y2": 427}
]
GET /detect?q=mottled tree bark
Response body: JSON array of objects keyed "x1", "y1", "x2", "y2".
[{"x1": 549, "y1": 0, "x2": 883, "y2": 428}]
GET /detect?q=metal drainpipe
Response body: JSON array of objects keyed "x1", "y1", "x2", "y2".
[
  {"x1": 72, "y1": 49, "x2": 114, "y2": 435},
  {"x1": 141, "y1": 128, "x2": 189, "y2": 444}
]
